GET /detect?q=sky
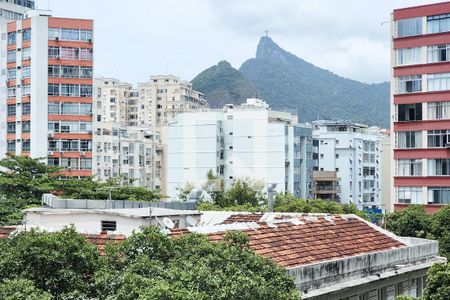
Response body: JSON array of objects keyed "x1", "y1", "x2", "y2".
[{"x1": 38, "y1": 0, "x2": 440, "y2": 85}]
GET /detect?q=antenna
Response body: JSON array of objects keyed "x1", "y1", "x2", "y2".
[
  {"x1": 186, "y1": 216, "x2": 198, "y2": 227},
  {"x1": 162, "y1": 217, "x2": 175, "y2": 229}
]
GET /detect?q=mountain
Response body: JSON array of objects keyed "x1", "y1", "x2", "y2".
[
  {"x1": 191, "y1": 60, "x2": 258, "y2": 108},
  {"x1": 191, "y1": 37, "x2": 390, "y2": 127}
]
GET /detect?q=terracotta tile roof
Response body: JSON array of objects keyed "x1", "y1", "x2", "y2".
[
  {"x1": 221, "y1": 213, "x2": 264, "y2": 224},
  {"x1": 172, "y1": 215, "x2": 406, "y2": 268},
  {"x1": 82, "y1": 231, "x2": 126, "y2": 254},
  {"x1": 0, "y1": 226, "x2": 16, "y2": 238}
]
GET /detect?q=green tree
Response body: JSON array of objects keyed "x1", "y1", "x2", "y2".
[
  {"x1": 176, "y1": 182, "x2": 195, "y2": 201},
  {"x1": 423, "y1": 263, "x2": 450, "y2": 300},
  {"x1": 0, "y1": 226, "x2": 100, "y2": 299},
  {"x1": 0, "y1": 279, "x2": 51, "y2": 300},
  {"x1": 95, "y1": 226, "x2": 300, "y2": 300},
  {"x1": 429, "y1": 206, "x2": 450, "y2": 258},
  {"x1": 386, "y1": 205, "x2": 432, "y2": 238},
  {"x1": 212, "y1": 178, "x2": 266, "y2": 208}
]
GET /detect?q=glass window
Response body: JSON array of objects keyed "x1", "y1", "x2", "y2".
[
  {"x1": 47, "y1": 157, "x2": 60, "y2": 167},
  {"x1": 80, "y1": 30, "x2": 93, "y2": 42},
  {"x1": 60, "y1": 121, "x2": 79, "y2": 133},
  {"x1": 80, "y1": 103, "x2": 92, "y2": 115},
  {"x1": 80, "y1": 66, "x2": 92, "y2": 78},
  {"x1": 7, "y1": 32, "x2": 15, "y2": 45},
  {"x1": 48, "y1": 65, "x2": 60, "y2": 77},
  {"x1": 48, "y1": 102, "x2": 60, "y2": 114},
  {"x1": 48, "y1": 84, "x2": 60, "y2": 96},
  {"x1": 60, "y1": 84, "x2": 80, "y2": 97},
  {"x1": 80, "y1": 140, "x2": 92, "y2": 151},
  {"x1": 48, "y1": 46, "x2": 60, "y2": 59},
  {"x1": 80, "y1": 85, "x2": 92, "y2": 97},
  {"x1": 428, "y1": 101, "x2": 450, "y2": 119},
  {"x1": 428, "y1": 44, "x2": 450, "y2": 63},
  {"x1": 397, "y1": 159, "x2": 422, "y2": 176},
  {"x1": 397, "y1": 47, "x2": 422, "y2": 66},
  {"x1": 22, "y1": 102, "x2": 30, "y2": 115},
  {"x1": 21, "y1": 66, "x2": 30, "y2": 79},
  {"x1": 80, "y1": 158, "x2": 92, "y2": 169},
  {"x1": 7, "y1": 50, "x2": 16, "y2": 62},
  {"x1": 8, "y1": 87, "x2": 16, "y2": 98},
  {"x1": 48, "y1": 121, "x2": 59, "y2": 133},
  {"x1": 79, "y1": 48, "x2": 93, "y2": 60},
  {"x1": 7, "y1": 68, "x2": 16, "y2": 80},
  {"x1": 48, "y1": 28, "x2": 60, "y2": 40},
  {"x1": 22, "y1": 139, "x2": 30, "y2": 151},
  {"x1": 61, "y1": 103, "x2": 79, "y2": 114},
  {"x1": 61, "y1": 140, "x2": 79, "y2": 151},
  {"x1": 428, "y1": 73, "x2": 450, "y2": 91},
  {"x1": 61, "y1": 158, "x2": 78, "y2": 169},
  {"x1": 22, "y1": 47, "x2": 30, "y2": 60},
  {"x1": 61, "y1": 28, "x2": 79, "y2": 41},
  {"x1": 7, "y1": 140, "x2": 15, "y2": 153},
  {"x1": 79, "y1": 122, "x2": 92, "y2": 132},
  {"x1": 396, "y1": 131, "x2": 422, "y2": 148},
  {"x1": 397, "y1": 75, "x2": 422, "y2": 93},
  {"x1": 22, "y1": 28, "x2": 31, "y2": 42},
  {"x1": 48, "y1": 140, "x2": 59, "y2": 151},
  {"x1": 397, "y1": 187, "x2": 423, "y2": 204},
  {"x1": 7, "y1": 104, "x2": 16, "y2": 116},
  {"x1": 428, "y1": 159, "x2": 450, "y2": 176},
  {"x1": 60, "y1": 47, "x2": 79, "y2": 60},
  {"x1": 61, "y1": 66, "x2": 79, "y2": 78},
  {"x1": 428, "y1": 187, "x2": 450, "y2": 204},
  {"x1": 397, "y1": 17, "x2": 422, "y2": 37},
  {"x1": 21, "y1": 84, "x2": 30, "y2": 96},
  {"x1": 7, "y1": 122, "x2": 15, "y2": 133},
  {"x1": 427, "y1": 130, "x2": 450, "y2": 147},
  {"x1": 427, "y1": 14, "x2": 450, "y2": 34},
  {"x1": 22, "y1": 121, "x2": 30, "y2": 133}
]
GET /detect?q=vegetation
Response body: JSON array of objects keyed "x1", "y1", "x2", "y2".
[
  {"x1": 192, "y1": 36, "x2": 389, "y2": 127},
  {"x1": 191, "y1": 60, "x2": 258, "y2": 108},
  {"x1": 0, "y1": 226, "x2": 300, "y2": 300},
  {"x1": 0, "y1": 156, "x2": 161, "y2": 225}
]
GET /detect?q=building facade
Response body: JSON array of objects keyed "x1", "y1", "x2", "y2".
[
  {"x1": 0, "y1": 14, "x2": 94, "y2": 177},
  {"x1": 0, "y1": 0, "x2": 34, "y2": 22},
  {"x1": 392, "y1": 2, "x2": 450, "y2": 210},
  {"x1": 313, "y1": 120, "x2": 382, "y2": 209},
  {"x1": 167, "y1": 99, "x2": 313, "y2": 200}
]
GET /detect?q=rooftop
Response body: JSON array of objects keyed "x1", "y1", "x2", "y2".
[{"x1": 172, "y1": 213, "x2": 407, "y2": 268}]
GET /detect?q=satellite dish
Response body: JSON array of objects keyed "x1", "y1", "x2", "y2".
[
  {"x1": 162, "y1": 217, "x2": 175, "y2": 229},
  {"x1": 186, "y1": 216, "x2": 198, "y2": 227}
]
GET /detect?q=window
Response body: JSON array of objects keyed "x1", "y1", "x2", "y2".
[
  {"x1": 427, "y1": 130, "x2": 450, "y2": 147},
  {"x1": 397, "y1": 47, "x2": 421, "y2": 66},
  {"x1": 397, "y1": 159, "x2": 422, "y2": 176},
  {"x1": 428, "y1": 187, "x2": 450, "y2": 204},
  {"x1": 7, "y1": 87, "x2": 16, "y2": 98},
  {"x1": 428, "y1": 44, "x2": 450, "y2": 63},
  {"x1": 22, "y1": 84, "x2": 30, "y2": 96},
  {"x1": 22, "y1": 121, "x2": 30, "y2": 133},
  {"x1": 7, "y1": 50, "x2": 16, "y2": 62},
  {"x1": 60, "y1": 84, "x2": 80, "y2": 97},
  {"x1": 61, "y1": 28, "x2": 79, "y2": 41},
  {"x1": 48, "y1": 46, "x2": 60, "y2": 59},
  {"x1": 7, "y1": 32, "x2": 15, "y2": 45},
  {"x1": 7, "y1": 104, "x2": 16, "y2": 116},
  {"x1": 48, "y1": 84, "x2": 60, "y2": 96},
  {"x1": 22, "y1": 103, "x2": 30, "y2": 115},
  {"x1": 48, "y1": 121, "x2": 59, "y2": 133},
  {"x1": 397, "y1": 187, "x2": 423, "y2": 204},
  {"x1": 397, "y1": 75, "x2": 422, "y2": 93},
  {"x1": 61, "y1": 103, "x2": 79, "y2": 114},
  {"x1": 397, "y1": 17, "x2": 422, "y2": 37},
  {"x1": 80, "y1": 104, "x2": 92, "y2": 115},
  {"x1": 7, "y1": 122, "x2": 15, "y2": 133},
  {"x1": 61, "y1": 158, "x2": 78, "y2": 169},
  {"x1": 428, "y1": 73, "x2": 450, "y2": 91},
  {"x1": 61, "y1": 140, "x2": 79, "y2": 151},
  {"x1": 80, "y1": 140, "x2": 92, "y2": 151},
  {"x1": 48, "y1": 140, "x2": 58, "y2": 151},
  {"x1": 22, "y1": 47, "x2": 30, "y2": 60},
  {"x1": 428, "y1": 159, "x2": 450, "y2": 176},
  {"x1": 80, "y1": 158, "x2": 92, "y2": 169},
  {"x1": 7, "y1": 141, "x2": 15, "y2": 153},
  {"x1": 47, "y1": 157, "x2": 59, "y2": 167},
  {"x1": 428, "y1": 101, "x2": 450, "y2": 119},
  {"x1": 48, "y1": 28, "x2": 60, "y2": 40},
  {"x1": 48, "y1": 65, "x2": 60, "y2": 77},
  {"x1": 79, "y1": 48, "x2": 93, "y2": 60},
  {"x1": 22, "y1": 139, "x2": 30, "y2": 151},
  {"x1": 80, "y1": 29, "x2": 93, "y2": 42},
  {"x1": 397, "y1": 103, "x2": 422, "y2": 121},
  {"x1": 21, "y1": 66, "x2": 30, "y2": 78},
  {"x1": 427, "y1": 14, "x2": 450, "y2": 34},
  {"x1": 7, "y1": 68, "x2": 16, "y2": 80},
  {"x1": 22, "y1": 28, "x2": 31, "y2": 42},
  {"x1": 80, "y1": 85, "x2": 92, "y2": 97},
  {"x1": 101, "y1": 220, "x2": 116, "y2": 231},
  {"x1": 48, "y1": 102, "x2": 60, "y2": 114},
  {"x1": 80, "y1": 66, "x2": 92, "y2": 78},
  {"x1": 60, "y1": 47, "x2": 78, "y2": 60},
  {"x1": 396, "y1": 131, "x2": 422, "y2": 148}
]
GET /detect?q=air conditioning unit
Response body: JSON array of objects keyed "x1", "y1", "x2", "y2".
[
  {"x1": 55, "y1": 37, "x2": 59, "y2": 41},
  {"x1": 88, "y1": 38, "x2": 92, "y2": 43},
  {"x1": 445, "y1": 143, "x2": 450, "y2": 149},
  {"x1": 81, "y1": 151, "x2": 86, "y2": 156},
  {"x1": 17, "y1": 48, "x2": 21, "y2": 51},
  {"x1": 16, "y1": 66, "x2": 21, "y2": 70},
  {"x1": 48, "y1": 133, "x2": 54, "y2": 138},
  {"x1": 48, "y1": 151, "x2": 54, "y2": 155}
]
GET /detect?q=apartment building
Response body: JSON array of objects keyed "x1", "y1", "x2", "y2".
[
  {"x1": 392, "y1": 2, "x2": 450, "y2": 210},
  {"x1": 312, "y1": 120, "x2": 382, "y2": 210},
  {"x1": 167, "y1": 99, "x2": 313, "y2": 200},
  {"x1": 137, "y1": 75, "x2": 208, "y2": 128},
  {"x1": 94, "y1": 78, "x2": 132, "y2": 124},
  {"x1": 0, "y1": 13, "x2": 94, "y2": 177},
  {"x1": 0, "y1": 0, "x2": 34, "y2": 22},
  {"x1": 93, "y1": 122, "x2": 155, "y2": 188}
]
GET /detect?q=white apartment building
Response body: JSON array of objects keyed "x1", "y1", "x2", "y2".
[
  {"x1": 137, "y1": 75, "x2": 208, "y2": 128},
  {"x1": 313, "y1": 120, "x2": 382, "y2": 210},
  {"x1": 0, "y1": 0, "x2": 34, "y2": 22},
  {"x1": 167, "y1": 99, "x2": 313, "y2": 200},
  {"x1": 94, "y1": 78, "x2": 132, "y2": 124},
  {"x1": 93, "y1": 122, "x2": 155, "y2": 188}
]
